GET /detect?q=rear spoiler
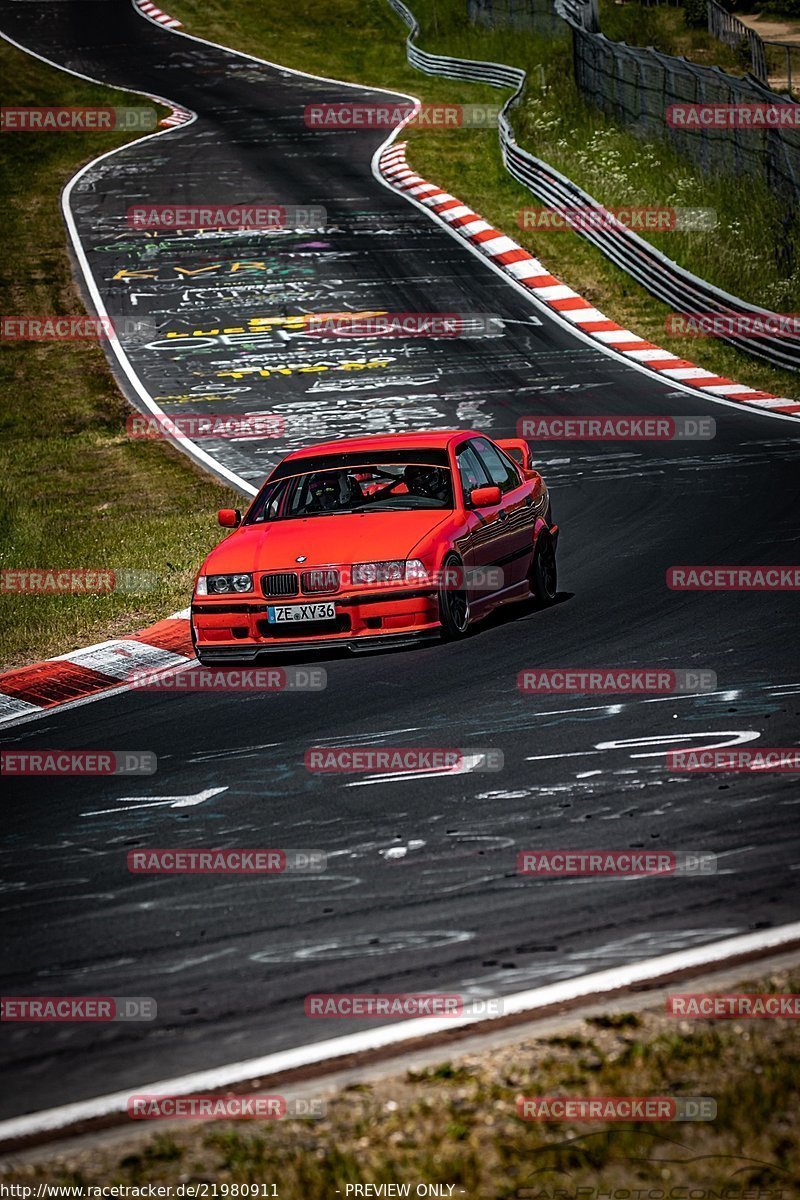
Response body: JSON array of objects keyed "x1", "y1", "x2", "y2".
[{"x1": 496, "y1": 438, "x2": 533, "y2": 470}]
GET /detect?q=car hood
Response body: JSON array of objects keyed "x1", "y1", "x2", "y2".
[{"x1": 203, "y1": 510, "x2": 452, "y2": 574}]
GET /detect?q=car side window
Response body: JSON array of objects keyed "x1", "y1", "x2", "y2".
[
  {"x1": 456, "y1": 442, "x2": 491, "y2": 502},
  {"x1": 472, "y1": 439, "x2": 521, "y2": 493}
]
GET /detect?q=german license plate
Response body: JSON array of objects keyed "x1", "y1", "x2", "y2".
[{"x1": 267, "y1": 602, "x2": 336, "y2": 624}]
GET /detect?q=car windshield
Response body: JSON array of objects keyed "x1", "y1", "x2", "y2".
[{"x1": 246, "y1": 460, "x2": 454, "y2": 523}]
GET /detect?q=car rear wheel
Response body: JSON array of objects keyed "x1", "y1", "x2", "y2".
[
  {"x1": 439, "y1": 552, "x2": 470, "y2": 639},
  {"x1": 530, "y1": 533, "x2": 557, "y2": 607}
]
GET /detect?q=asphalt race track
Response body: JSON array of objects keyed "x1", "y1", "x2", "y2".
[{"x1": 1, "y1": 0, "x2": 799, "y2": 1123}]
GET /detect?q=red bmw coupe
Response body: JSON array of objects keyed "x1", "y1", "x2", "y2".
[{"x1": 191, "y1": 431, "x2": 559, "y2": 661}]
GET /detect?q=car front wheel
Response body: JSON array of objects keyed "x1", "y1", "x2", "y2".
[{"x1": 438, "y1": 552, "x2": 471, "y2": 639}]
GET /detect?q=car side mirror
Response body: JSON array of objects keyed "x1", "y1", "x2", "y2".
[
  {"x1": 218, "y1": 508, "x2": 241, "y2": 528},
  {"x1": 470, "y1": 485, "x2": 502, "y2": 508}
]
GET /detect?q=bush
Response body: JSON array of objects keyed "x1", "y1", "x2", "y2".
[
  {"x1": 758, "y1": 0, "x2": 800, "y2": 14},
  {"x1": 683, "y1": 0, "x2": 708, "y2": 29}
]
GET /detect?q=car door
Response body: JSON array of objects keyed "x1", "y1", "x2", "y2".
[
  {"x1": 454, "y1": 440, "x2": 518, "y2": 600},
  {"x1": 471, "y1": 437, "x2": 537, "y2": 587}
]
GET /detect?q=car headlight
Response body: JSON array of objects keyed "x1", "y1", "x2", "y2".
[
  {"x1": 351, "y1": 560, "x2": 430, "y2": 585},
  {"x1": 352, "y1": 560, "x2": 404, "y2": 585},
  {"x1": 404, "y1": 559, "x2": 429, "y2": 583},
  {"x1": 201, "y1": 573, "x2": 253, "y2": 595},
  {"x1": 195, "y1": 576, "x2": 208, "y2": 596}
]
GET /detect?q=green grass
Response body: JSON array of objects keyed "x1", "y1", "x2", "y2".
[
  {"x1": 165, "y1": 0, "x2": 799, "y2": 401},
  {"x1": 598, "y1": 0, "x2": 746, "y2": 72},
  {"x1": 4, "y1": 966, "x2": 798, "y2": 1195},
  {"x1": 0, "y1": 40, "x2": 241, "y2": 670}
]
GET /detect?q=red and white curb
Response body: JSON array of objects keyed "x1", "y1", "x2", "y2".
[
  {"x1": 159, "y1": 107, "x2": 193, "y2": 128},
  {"x1": 379, "y1": 143, "x2": 800, "y2": 416},
  {"x1": 132, "y1": 0, "x2": 191, "y2": 126},
  {"x1": 0, "y1": 611, "x2": 193, "y2": 726},
  {"x1": 134, "y1": 0, "x2": 181, "y2": 30}
]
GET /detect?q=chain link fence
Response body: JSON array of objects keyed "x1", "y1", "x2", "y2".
[
  {"x1": 472, "y1": 0, "x2": 800, "y2": 207},
  {"x1": 569, "y1": 21, "x2": 800, "y2": 206},
  {"x1": 468, "y1": 0, "x2": 570, "y2": 35},
  {"x1": 384, "y1": 0, "x2": 800, "y2": 370},
  {"x1": 707, "y1": 0, "x2": 767, "y2": 81}
]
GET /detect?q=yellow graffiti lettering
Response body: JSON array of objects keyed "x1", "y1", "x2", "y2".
[
  {"x1": 112, "y1": 268, "x2": 158, "y2": 280},
  {"x1": 229, "y1": 261, "x2": 268, "y2": 272},
  {"x1": 173, "y1": 263, "x2": 225, "y2": 276},
  {"x1": 215, "y1": 357, "x2": 394, "y2": 381},
  {"x1": 162, "y1": 313, "x2": 386, "y2": 340}
]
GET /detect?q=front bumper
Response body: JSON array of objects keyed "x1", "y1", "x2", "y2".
[{"x1": 191, "y1": 586, "x2": 441, "y2": 658}]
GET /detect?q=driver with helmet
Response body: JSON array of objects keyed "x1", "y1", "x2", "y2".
[
  {"x1": 403, "y1": 464, "x2": 451, "y2": 503},
  {"x1": 306, "y1": 471, "x2": 362, "y2": 512}
]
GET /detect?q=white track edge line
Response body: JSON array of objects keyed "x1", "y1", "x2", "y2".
[
  {"x1": 1, "y1": 921, "x2": 798, "y2": 1144},
  {"x1": 0, "y1": 25, "x2": 256, "y2": 498}
]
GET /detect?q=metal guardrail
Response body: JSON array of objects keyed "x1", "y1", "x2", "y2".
[
  {"x1": 764, "y1": 39, "x2": 800, "y2": 96},
  {"x1": 707, "y1": 0, "x2": 768, "y2": 82},
  {"x1": 555, "y1": 0, "x2": 598, "y2": 30},
  {"x1": 385, "y1": 0, "x2": 800, "y2": 372}
]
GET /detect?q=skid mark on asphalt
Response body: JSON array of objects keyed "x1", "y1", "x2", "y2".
[
  {"x1": 249, "y1": 929, "x2": 474, "y2": 963},
  {"x1": 459, "y1": 928, "x2": 743, "y2": 995},
  {"x1": 535, "y1": 443, "x2": 800, "y2": 485}
]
